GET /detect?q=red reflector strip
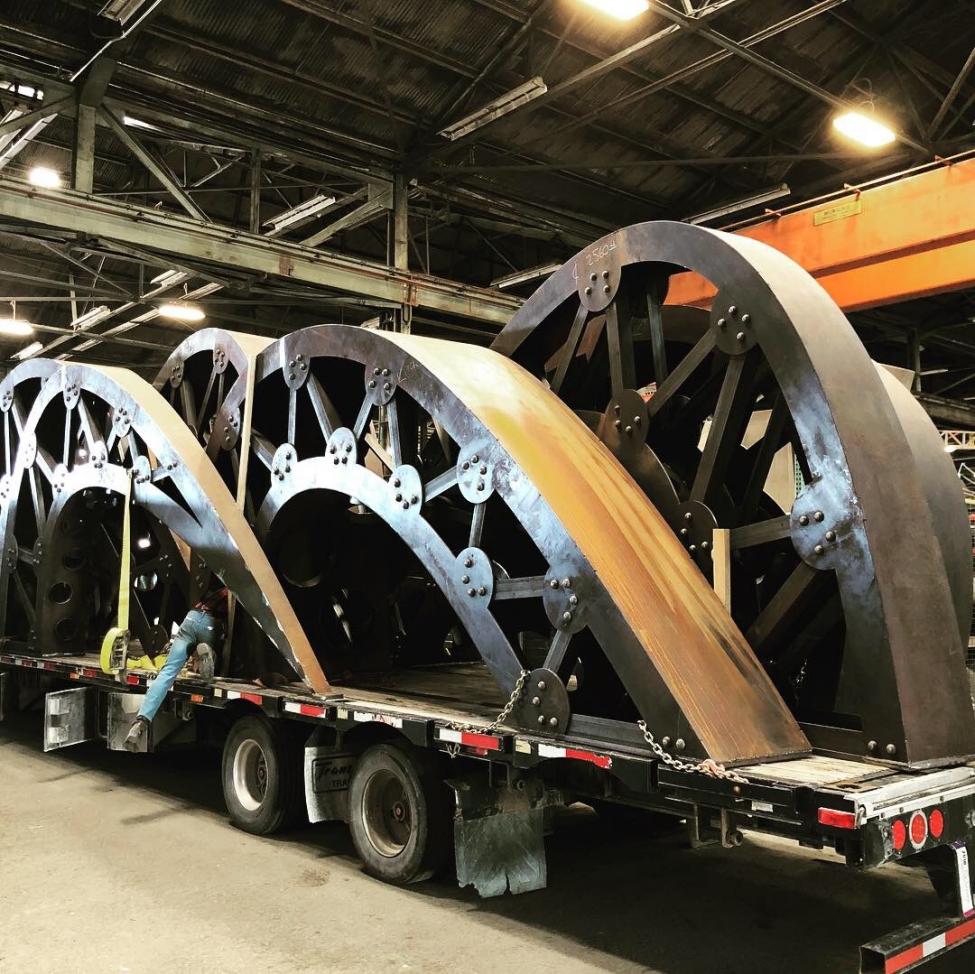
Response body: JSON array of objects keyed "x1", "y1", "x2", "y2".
[
  {"x1": 817, "y1": 807, "x2": 856, "y2": 830},
  {"x1": 226, "y1": 690, "x2": 263, "y2": 706},
  {"x1": 537, "y1": 742, "x2": 613, "y2": 769},
  {"x1": 436, "y1": 728, "x2": 503, "y2": 751},
  {"x1": 884, "y1": 917, "x2": 975, "y2": 973},
  {"x1": 283, "y1": 701, "x2": 327, "y2": 718},
  {"x1": 125, "y1": 674, "x2": 139, "y2": 686},
  {"x1": 82, "y1": 668, "x2": 98, "y2": 678},
  {"x1": 190, "y1": 694, "x2": 205, "y2": 704}
]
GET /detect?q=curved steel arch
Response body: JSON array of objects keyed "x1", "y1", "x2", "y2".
[
  {"x1": 0, "y1": 361, "x2": 328, "y2": 694},
  {"x1": 210, "y1": 323, "x2": 807, "y2": 765},
  {"x1": 493, "y1": 220, "x2": 975, "y2": 767}
]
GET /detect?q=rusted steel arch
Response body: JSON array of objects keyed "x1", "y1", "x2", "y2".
[
  {"x1": 154, "y1": 328, "x2": 272, "y2": 446},
  {"x1": 211, "y1": 324, "x2": 807, "y2": 765},
  {"x1": 0, "y1": 362, "x2": 328, "y2": 694},
  {"x1": 493, "y1": 220, "x2": 975, "y2": 767}
]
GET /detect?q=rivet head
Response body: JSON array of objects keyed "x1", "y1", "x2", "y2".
[
  {"x1": 716, "y1": 318, "x2": 726, "y2": 329},
  {"x1": 462, "y1": 461, "x2": 469, "y2": 470},
  {"x1": 382, "y1": 368, "x2": 390, "y2": 377},
  {"x1": 472, "y1": 455, "x2": 479, "y2": 463},
  {"x1": 476, "y1": 481, "x2": 485, "y2": 491},
  {"x1": 369, "y1": 379, "x2": 376, "y2": 388},
  {"x1": 675, "y1": 738, "x2": 686, "y2": 752},
  {"x1": 602, "y1": 270, "x2": 609, "y2": 279},
  {"x1": 402, "y1": 501, "x2": 409, "y2": 509},
  {"x1": 562, "y1": 610, "x2": 572, "y2": 622},
  {"x1": 624, "y1": 425, "x2": 633, "y2": 434},
  {"x1": 741, "y1": 313, "x2": 751, "y2": 325},
  {"x1": 603, "y1": 284, "x2": 610, "y2": 294},
  {"x1": 798, "y1": 514, "x2": 809, "y2": 526},
  {"x1": 584, "y1": 286, "x2": 592, "y2": 296},
  {"x1": 532, "y1": 696, "x2": 541, "y2": 706},
  {"x1": 373, "y1": 367, "x2": 380, "y2": 375},
  {"x1": 537, "y1": 715, "x2": 545, "y2": 725},
  {"x1": 614, "y1": 419, "x2": 622, "y2": 430},
  {"x1": 885, "y1": 744, "x2": 897, "y2": 756},
  {"x1": 411, "y1": 495, "x2": 419, "y2": 505},
  {"x1": 468, "y1": 588, "x2": 476, "y2": 597},
  {"x1": 736, "y1": 331, "x2": 746, "y2": 342},
  {"x1": 548, "y1": 716, "x2": 558, "y2": 727},
  {"x1": 537, "y1": 680, "x2": 546, "y2": 691},
  {"x1": 684, "y1": 512, "x2": 693, "y2": 521},
  {"x1": 728, "y1": 305, "x2": 737, "y2": 316},
  {"x1": 825, "y1": 530, "x2": 836, "y2": 542},
  {"x1": 590, "y1": 272, "x2": 597, "y2": 281},
  {"x1": 679, "y1": 527, "x2": 688, "y2": 536},
  {"x1": 661, "y1": 736, "x2": 671, "y2": 748},
  {"x1": 568, "y1": 594, "x2": 578, "y2": 606},
  {"x1": 465, "y1": 558, "x2": 474, "y2": 568},
  {"x1": 613, "y1": 404, "x2": 621, "y2": 415},
  {"x1": 867, "y1": 740, "x2": 878, "y2": 753},
  {"x1": 478, "y1": 586, "x2": 486, "y2": 596},
  {"x1": 814, "y1": 544, "x2": 824, "y2": 555},
  {"x1": 393, "y1": 478, "x2": 401, "y2": 488},
  {"x1": 700, "y1": 540, "x2": 709, "y2": 550},
  {"x1": 461, "y1": 574, "x2": 469, "y2": 584},
  {"x1": 479, "y1": 465, "x2": 487, "y2": 475},
  {"x1": 549, "y1": 579, "x2": 559, "y2": 589},
  {"x1": 561, "y1": 578, "x2": 571, "y2": 589},
  {"x1": 689, "y1": 544, "x2": 697, "y2": 552},
  {"x1": 814, "y1": 511, "x2": 824, "y2": 522},
  {"x1": 395, "y1": 493, "x2": 402, "y2": 502}
]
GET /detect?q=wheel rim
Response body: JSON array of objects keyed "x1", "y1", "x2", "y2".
[
  {"x1": 233, "y1": 738, "x2": 269, "y2": 812},
  {"x1": 361, "y1": 768, "x2": 413, "y2": 858}
]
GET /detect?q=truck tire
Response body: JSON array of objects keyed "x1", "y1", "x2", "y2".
[
  {"x1": 348, "y1": 740, "x2": 451, "y2": 884},
  {"x1": 222, "y1": 715, "x2": 303, "y2": 835}
]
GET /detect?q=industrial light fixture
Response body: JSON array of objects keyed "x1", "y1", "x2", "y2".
[
  {"x1": 159, "y1": 302, "x2": 205, "y2": 322},
  {"x1": 0, "y1": 301, "x2": 34, "y2": 337},
  {"x1": 439, "y1": 77, "x2": 548, "y2": 141},
  {"x1": 13, "y1": 340, "x2": 43, "y2": 360},
  {"x1": 149, "y1": 269, "x2": 187, "y2": 289},
  {"x1": 576, "y1": 0, "x2": 650, "y2": 20},
  {"x1": 71, "y1": 305, "x2": 112, "y2": 331},
  {"x1": 136, "y1": 536, "x2": 152, "y2": 550},
  {"x1": 833, "y1": 109, "x2": 896, "y2": 148},
  {"x1": 99, "y1": 0, "x2": 149, "y2": 23},
  {"x1": 492, "y1": 261, "x2": 562, "y2": 289},
  {"x1": 686, "y1": 183, "x2": 790, "y2": 225},
  {"x1": 122, "y1": 114, "x2": 158, "y2": 131},
  {"x1": 263, "y1": 193, "x2": 338, "y2": 233},
  {"x1": 27, "y1": 165, "x2": 61, "y2": 188},
  {"x1": 921, "y1": 367, "x2": 949, "y2": 376}
]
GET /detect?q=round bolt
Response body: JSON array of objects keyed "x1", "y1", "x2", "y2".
[
  {"x1": 684, "y1": 512, "x2": 693, "y2": 521},
  {"x1": 562, "y1": 610, "x2": 572, "y2": 622},
  {"x1": 479, "y1": 465, "x2": 487, "y2": 475},
  {"x1": 679, "y1": 527, "x2": 688, "y2": 537},
  {"x1": 395, "y1": 493, "x2": 403, "y2": 502},
  {"x1": 561, "y1": 578, "x2": 571, "y2": 589},
  {"x1": 590, "y1": 272, "x2": 597, "y2": 282},
  {"x1": 393, "y1": 478, "x2": 401, "y2": 488},
  {"x1": 689, "y1": 544, "x2": 697, "y2": 552},
  {"x1": 885, "y1": 743, "x2": 897, "y2": 756},
  {"x1": 675, "y1": 738, "x2": 686, "y2": 752},
  {"x1": 549, "y1": 717, "x2": 558, "y2": 727},
  {"x1": 373, "y1": 367, "x2": 380, "y2": 376},
  {"x1": 467, "y1": 588, "x2": 476, "y2": 597},
  {"x1": 402, "y1": 501, "x2": 409, "y2": 510},
  {"x1": 661, "y1": 736, "x2": 671, "y2": 748},
  {"x1": 461, "y1": 575, "x2": 470, "y2": 584},
  {"x1": 825, "y1": 530, "x2": 836, "y2": 542},
  {"x1": 549, "y1": 579, "x2": 559, "y2": 589},
  {"x1": 814, "y1": 511, "x2": 824, "y2": 522},
  {"x1": 614, "y1": 404, "x2": 621, "y2": 415},
  {"x1": 538, "y1": 715, "x2": 546, "y2": 725},
  {"x1": 728, "y1": 305, "x2": 737, "y2": 316},
  {"x1": 568, "y1": 594, "x2": 578, "y2": 606},
  {"x1": 700, "y1": 540, "x2": 709, "y2": 550},
  {"x1": 472, "y1": 455, "x2": 479, "y2": 463},
  {"x1": 465, "y1": 558, "x2": 474, "y2": 568},
  {"x1": 288, "y1": 373, "x2": 296, "y2": 381},
  {"x1": 717, "y1": 317, "x2": 726, "y2": 329},
  {"x1": 602, "y1": 270, "x2": 609, "y2": 280},
  {"x1": 289, "y1": 360, "x2": 295, "y2": 369},
  {"x1": 867, "y1": 740, "x2": 877, "y2": 753},
  {"x1": 537, "y1": 680, "x2": 547, "y2": 691},
  {"x1": 736, "y1": 331, "x2": 746, "y2": 342},
  {"x1": 603, "y1": 284, "x2": 610, "y2": 294},
  {"x1": 382, "y1": 368, "x2": 390, "y2": 377},
  {"x1": 383, "y1": 383, "x2": 391, "y2": 392},
  {"x1": 798, "y1": 514, "x2": 809, "y2": 526},
  {"x1": 584, "y1": 286, "x2": 592, "y2": 296},
  {"x1": 741, "y1": 313, "x2": 751, "y2": 325},
  {"x1": 614, "y1": 419, "x2": 622, "y2": 430},
  {"x1": 477, "y1": 480, "x2": 485, "y2": 491},
  {"x1": 813, "y1": 544, "x2": 824, "y2": 556},
  {"x1": 411, "y1": 495, "x2": 419, "y2": 505},
  {"x1": 532, "y1": 696, "x2": 541, "y2": 707},
  {"x1": 478, "y1": 586, "x2": 486, "y2": 596},
  {"x1": 368, "y1": 379, "x2": 377, "y2": 389},
  {"x1": 624, "y1": 424, "x2": 633, "y2": 434},
  {"x1": 633, "y1": 416, "x2": 641, "y2": 426},
  {"x1": 462, "y1": 461, "x2": 470, "y2": 470}
]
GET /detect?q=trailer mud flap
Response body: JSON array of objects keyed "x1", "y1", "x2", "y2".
[
  {"x1": 0, "y1": 670, "x2": 9, "y2": 722},
  {"x1": 43, "y1": 687, "x2": 98, "y2": 751},
  {"x1": 449, "y1": 776, "x2": 563, "y2": 897},
  {"x1": 304, "y1": 746, "x2": 355, "y2": 823}
]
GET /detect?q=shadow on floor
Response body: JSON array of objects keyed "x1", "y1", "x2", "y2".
[{"x1": 1, "y1": 708, "x2": 943, "y2": 974}]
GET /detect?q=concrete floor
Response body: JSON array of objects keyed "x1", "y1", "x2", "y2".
[{"x1": 0, "y1": 709, "x2": 943, "y2": 974}]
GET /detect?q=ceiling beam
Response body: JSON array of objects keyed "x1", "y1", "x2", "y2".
[{"x1": 0, "y1": 177, "x2": 521, "y2": 325}]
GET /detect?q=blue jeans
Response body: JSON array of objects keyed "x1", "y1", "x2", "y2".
[{"x1": 138, "y1": 609, "x2": 220, "y2": 722}]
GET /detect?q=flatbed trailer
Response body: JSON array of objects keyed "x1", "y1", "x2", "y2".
[{"x1": 2, "y1": 647, "x2": 974, "y2": 973}]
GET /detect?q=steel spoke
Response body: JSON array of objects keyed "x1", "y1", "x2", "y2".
[
  {"x1": 730, "y1": 514, "x2": 792, "y2": 549},
  {"x1": 493, "y1": 575, "x2": 548, "y2": 600},
  {"x1": 646, "y1": 329, "x2": 716, "y2": 419},
  {"x1": 646, "y1": 269, "x2": 669, "y2": 385},
  {"x1": 606, "y1": 297, "x2": 636, "y2": 399},
  {"x1": 544, "y1": 627, "x2": 573, "y2": 673},
  {"x1": 423, "y1": 467, "x2": 458, "y2": 501},
  {"x1": 353, "y1": 396, "x2": 373, "y2": 441},
  {"x1": 745, "y1": 561, "x2": 821, "y2": 657},
  {"x1": 469, "y1": 501, "x2": 486, "y2": 548},
  {"x1": 550, "y1": 302, "x2": 589, "y2": 396},
  {"x1": 306, "y1": 373, "x2": 340, "y2": 439}
]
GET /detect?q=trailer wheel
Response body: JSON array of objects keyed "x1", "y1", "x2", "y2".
[
  {"x1": 222, "y1": 715, "x2": 303, "y2": 835},
  {"x1": 348, "y1": 741, "x2": 451, "y2": 884}
]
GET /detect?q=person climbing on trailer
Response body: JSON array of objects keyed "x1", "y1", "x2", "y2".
[{"x1": 124, "y1": 586, "x2": 229, "y2": 751}]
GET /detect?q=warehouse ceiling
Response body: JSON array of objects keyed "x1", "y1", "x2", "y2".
[{"x1": 0, "y1": 0, "x2": 974, "y2": 394}]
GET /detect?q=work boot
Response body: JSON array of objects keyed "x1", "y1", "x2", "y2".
[{"x1": 123, "y1": 716, "x2": 148, "y2": 752}]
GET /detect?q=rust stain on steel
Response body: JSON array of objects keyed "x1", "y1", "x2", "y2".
[{"x1": 390, "y1": 336, "x2": 808, "y2": 763}]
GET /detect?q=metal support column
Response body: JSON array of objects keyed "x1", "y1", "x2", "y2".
[
  {"x1": 393, "y1": 173, "x2": 409, "y2": 272},
  {"x1": 72, "y1": 59, "x2": 116, "y2": 194},
  {"x1": 249, "y1": 149, "x2": 261, "y2": 233}
]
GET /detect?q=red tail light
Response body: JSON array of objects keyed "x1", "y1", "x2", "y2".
[
  {"x1": 891, "y1": 818, "x2": 907, "y2": 851},
  {"x1": 929, "y1": 807, "x2": 945, "y2": 840},
  {"x1": 909, "y1": 810, "x2": 928, "y2": 848}
]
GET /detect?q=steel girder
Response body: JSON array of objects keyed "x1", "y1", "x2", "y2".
[
  {"x1": 0, "y1": 361, "x2": 328, "y2": 694},
  {"x1": 198, "y1": 323, "x2": 807, "y2": 765},
  {"x1": 492, "y1": 220, "x2": 975, "y2": 768}
]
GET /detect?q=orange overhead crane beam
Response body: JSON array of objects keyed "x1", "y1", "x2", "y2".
[{"x1": 667, "y1": 156, "x2": 975, "y2": 312}]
